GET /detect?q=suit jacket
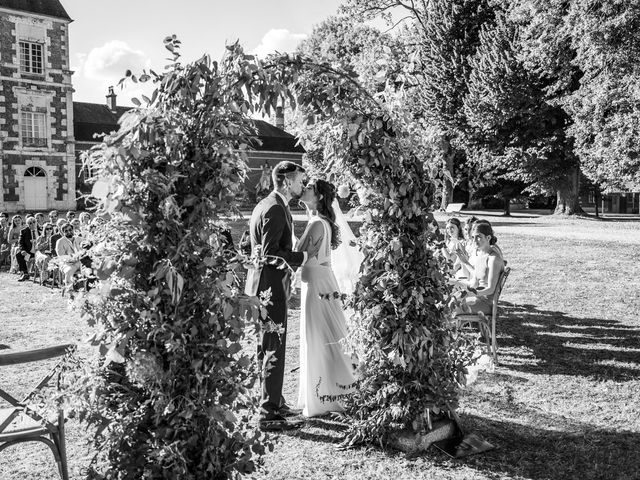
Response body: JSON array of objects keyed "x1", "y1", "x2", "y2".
[
  {"x1": 19, "y1": 226, "x2": 37, "y2": 254},
  {"x1": 55, "y1": 236, "x2": 79, "y2": 258},
  {"x1": 245, "y1": 192, "x2": 305, "y2": 301}
]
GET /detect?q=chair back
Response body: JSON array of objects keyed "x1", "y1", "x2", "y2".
[
  {"x1": 0, "y1": 344, "x2": 75, "y2": 412},
  {"x1": 491, "y1": 267, "x2": 511, "y2": 319}
]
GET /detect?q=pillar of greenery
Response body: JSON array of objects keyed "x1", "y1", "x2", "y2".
[
  {"x1": 274, "y1": 61, "x2": 474, "y2": 443},
  {"x1": 69, "y1": 39, "x2": 286, "y2": 479}
]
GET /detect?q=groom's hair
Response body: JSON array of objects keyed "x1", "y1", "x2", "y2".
[{"x1": 272, "y1": 161, "x2": 305, "y2": 188}]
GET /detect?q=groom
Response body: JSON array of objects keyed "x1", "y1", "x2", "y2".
[{"x1": 246, "y1": 161, "x2": 317, "y2": 431}]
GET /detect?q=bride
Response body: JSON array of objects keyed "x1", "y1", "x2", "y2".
[{"x1": 295, "y1": 179, "x2": 358, "y2": 417}]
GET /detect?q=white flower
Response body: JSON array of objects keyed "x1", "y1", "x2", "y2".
[
  {"x1": 357, "y1": 187, "x2": 370, "y2": 205},
  {"x1": 337, "y1": 184, "x2": 351, "y2": 198}
]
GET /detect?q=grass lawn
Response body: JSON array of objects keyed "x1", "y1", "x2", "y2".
[{"x1": 1, "y1": 211, "x2": 639, "y2": 480}]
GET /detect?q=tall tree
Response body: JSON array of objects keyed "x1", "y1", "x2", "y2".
[
  {"x1": 342, "y1": 0, "x2": 495, "y2": 210},
  {"x1": 563, "y1": 0, "x2": 640, "y2": 192},
  {"x1": 464, "y1": 9, "x2": 581, "y2": 214}
]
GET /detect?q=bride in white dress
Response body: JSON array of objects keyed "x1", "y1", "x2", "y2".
[{"x1": 295, "y1": 179, "x2": 357, "y2": 417}]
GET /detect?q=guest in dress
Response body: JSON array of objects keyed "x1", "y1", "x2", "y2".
[
  {"x1": 441, "y1": 218, "x2": 465, "y2": 277},
  {"x1": 453, "y1": 222, "x2": 505, "y2": 315},
  {"x1": 7, "y1": 215, "x2": 23, "y2": 274},
  {"x1": 35, "y1": 222, "x2": 54, "y2": 283}
]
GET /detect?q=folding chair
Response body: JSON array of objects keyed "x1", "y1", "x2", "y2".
[
  {"x1": 0, "y1": 344, "x2": 76, "y2": 480},
  {"x1": 456, "y1": 267, "x2": 511, "y2": 363}
]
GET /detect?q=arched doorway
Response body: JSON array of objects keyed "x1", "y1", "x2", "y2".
[{"x1": 24, "y1": 166, "x2": 47, "y2": 210}]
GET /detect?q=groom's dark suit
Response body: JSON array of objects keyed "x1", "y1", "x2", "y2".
[{"x1": 246, "y1": 191, "x2": 305, "y2": 419}]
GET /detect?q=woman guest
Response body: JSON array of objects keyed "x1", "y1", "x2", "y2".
[
  {"x1": 35, "y1": 222, "x2": 54, "y2": 284},
  {"x1": 453, "y1": 221, "x2": 505, "y2": 315},
  {"x1": 7, "y1": 215, "x2": 23, "y2": 274},
  {"x1": 441, "y1": 218, "x2": 466, "y2": 277}
]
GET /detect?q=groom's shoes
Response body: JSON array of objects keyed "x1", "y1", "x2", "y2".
[
  {"x1": 258, "y1": 413, "x2": 304, "y2": 432},
  {"x1": 279, "y1": 404, "x2": 302, "y2": 418}
]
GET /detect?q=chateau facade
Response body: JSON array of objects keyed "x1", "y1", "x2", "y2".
[
  {"x1": 0, "y1": 0, "x2": 303, "y2": 213},
  {"x1": 0, "y1": 0, "x2": 75, "y2": 212}
]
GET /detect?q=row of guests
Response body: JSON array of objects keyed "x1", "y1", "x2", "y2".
[
  {"x1": 0, "y1": 210, "x2": 94, "y2": 285},
  {"x1": 442, "y1": 216, "x2": 506, "y2": 315}
]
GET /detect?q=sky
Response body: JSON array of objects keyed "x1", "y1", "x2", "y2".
[{"x1": 63, "y1": 0, "x2": 345, "y2": 106}]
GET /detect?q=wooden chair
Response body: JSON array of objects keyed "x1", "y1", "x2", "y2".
[
  {"x1": 456, "y1": 267, "x2": 511, "y2": 363},
  {"x1": 0, "y1": 344, "x2": 75, "y2": 480}
]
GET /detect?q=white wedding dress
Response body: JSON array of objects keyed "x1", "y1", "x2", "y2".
[{"x1": 297, "y1": 216, "x2": 356, "y2": 417}]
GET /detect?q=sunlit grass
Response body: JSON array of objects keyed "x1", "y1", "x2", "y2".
[{"x1": 1, "y1": 211, "x2": 639, "y2": 479}]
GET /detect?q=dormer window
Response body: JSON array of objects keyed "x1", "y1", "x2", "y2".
[{"x1": 19, "y1": 41, "x2": 44, "y2": 75}]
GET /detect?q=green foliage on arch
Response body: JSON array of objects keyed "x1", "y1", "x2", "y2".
[{"x1": 63, "y1": 36, "x2": 472, "y2": 478}]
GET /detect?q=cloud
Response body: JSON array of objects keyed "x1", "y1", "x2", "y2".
[
  {"x1": 83, "y1": 40, "x2": 148, "y2": 81},
  {"x1": 252, "y1": 29, "x2": 307, "y2": 58},
  {"x1": 74, "y1": 41, "x2": 153, "y2": 107}
]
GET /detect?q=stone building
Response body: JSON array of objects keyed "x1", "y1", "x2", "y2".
[
  {"x1": 1, "y1": 1, "x2": 303, "y2": 212},
  {"x1": 73, "y1": 96, "x2": 304, "y2": 207},
  {"x1": 0, "y1": 0, "x2": 75, "y2": 212}
]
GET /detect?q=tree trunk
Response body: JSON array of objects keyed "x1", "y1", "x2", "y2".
[
  {"x1": 503, "y1": 197, "x2": 511, "y2": 216},
  {"x1": 467, "y1": 179, "x2": 483, "y2": 209},
  {"x1": 554, "y1": 168, "x2": 584, "y2": 215},
  {"x1": 439, "y1": 141, "x2": 455, "y2": 210}
]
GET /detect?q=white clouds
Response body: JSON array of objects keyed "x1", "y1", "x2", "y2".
[
  {"x1": 252, "y1": 29, "x2": 307, "y2": 58},
  {"x1": 73, "y1": 41, "x2": 153, "y2": 107},
  {"x1": 83, "y1": 40, "x2": 149, "y2": 81}
]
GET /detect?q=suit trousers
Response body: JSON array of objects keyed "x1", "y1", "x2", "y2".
[
  {"x1": 16, "y1": 251, "x2": 29, "y2": 274},
  {"x1": 258, "y1": 298, "x2": 287, "y2": 417}
]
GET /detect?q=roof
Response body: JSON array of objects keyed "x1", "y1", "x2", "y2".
[
  {"x1": 73, "y1": 102, "x2": 130, "y2": 143},
  {"x1": 0, "y1": 0, "x2": 71, "y2": 20},
  {"x1": 72, "y1": 102, "x2": 305, "y2": 153},
  {"x1": 251, "y1": 120, "x2": 305, "y2": 153}
]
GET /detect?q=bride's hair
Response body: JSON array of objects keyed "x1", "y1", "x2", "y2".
[{"x1": 313, "y1": 179, "x2": 341, "y2": 249}]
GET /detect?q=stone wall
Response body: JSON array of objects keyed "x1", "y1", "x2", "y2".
[{"x1": 0, "y1": 9, "x2": 75, "y2": 211}]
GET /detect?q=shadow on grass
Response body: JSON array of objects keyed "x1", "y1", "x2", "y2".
[
  {"x1": 498, "y1": 303, "x2": 640, "y2": 381},
  {"x1": 446, "y1": 414, "x2": 640, "y2": 480}
]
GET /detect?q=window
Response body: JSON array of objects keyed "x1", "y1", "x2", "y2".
[
  {"x1": 19, "y1": 41, "x2": 43, "y2": 74},
  {"x1": 25, "y1": 166, "x2": 46, "y2": 177},
  {"x1": 21, "y1": 110, "x2": 47, "y2": 147}
]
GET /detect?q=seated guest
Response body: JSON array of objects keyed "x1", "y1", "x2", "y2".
[
  {"x1": 55, "y1": 223, "x2": 83, "y2": 286},
  {"x1": 441, "y1": 218, "x2": 465, "y2": 277},
  {"x1": 17, "y1": 216, "x2": 38, "y2": 281},
  {"x1": 7, "y1": 215, "x2": 23, "y2": 274},
  {"x1": 452, "y1": 222, "x2": 505, "y2": 315},
  {"x1": 70, "y1": 218, "x2": 84, "y2": 245},
  {"x1": 35, "y1": 212, "x2": 46, "y2": 236},
  {"x1": 35, "y1": 222, "x2": 55, "y2": 283},
  {"x1": 0, "y1": 213, "x2": 10, "y2": 269},
  {"x1": 79, "y1": 211, "x2": 91, "y2": 226},
  {"x1": 49, "y1": 219, "x2": 68, "y2": 257},
  {"x1": 48, "y1": 210, "x2": 59, "y2": 228}
]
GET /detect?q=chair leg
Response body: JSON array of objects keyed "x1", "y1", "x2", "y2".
[
  {"x1": 491, "y1": 316, "x2": 498, "y2": 364},
  {"x1": 58, "y1": 415, "x2": 69, "y2": 480}
]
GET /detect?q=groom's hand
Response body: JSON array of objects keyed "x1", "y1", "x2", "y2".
[{"x1": 306, "y1": 235, "x2": 323, "y2": 260}]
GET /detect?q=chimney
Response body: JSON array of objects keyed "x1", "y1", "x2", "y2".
[
  {"x1": 106, "y1": 86, "x2": 117, "y2": 112},
  {"x1": 274, "y1": 106, "x2": 285, "y2": 129}
]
